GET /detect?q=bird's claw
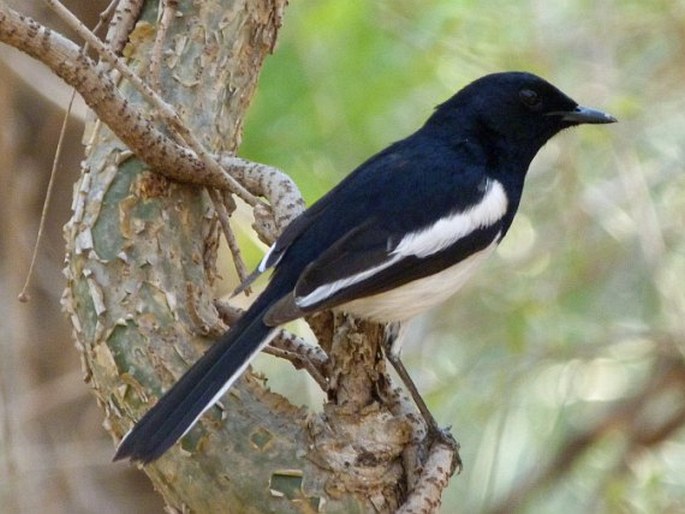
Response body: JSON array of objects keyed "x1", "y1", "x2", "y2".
[{"x1": 427, "y1": 425, "x2": 462, "y2": 475}]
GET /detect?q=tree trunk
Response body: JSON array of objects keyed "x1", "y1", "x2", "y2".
[
  {"x1": 0, "y1": 0, "x2": 454, "y2": 511},
  {"x1": 59, "y1": 1, "x2": 410, "y2": 512}
]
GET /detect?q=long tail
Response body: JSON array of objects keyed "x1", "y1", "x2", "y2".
[{"x1": 113, "y1": 306, "x2": 275, "y2": 463}]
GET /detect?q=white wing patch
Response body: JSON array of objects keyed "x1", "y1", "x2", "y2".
[
  {"x1": 296, "y1": 255, "x2": 403, "y2": 308},
  {"x1": 393, "y1": 179, "x2": 507, "y2": 258},
  {"x1": 258, "y1": 243, "x2": 278, "y2": 272},
  {"x1": 294, "y1": 179, "x2": 507, "y2": 310}
]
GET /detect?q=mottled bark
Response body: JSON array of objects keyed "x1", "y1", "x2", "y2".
[{"x1": 0, "y1": 1, "x2": 455, "y2": 511}]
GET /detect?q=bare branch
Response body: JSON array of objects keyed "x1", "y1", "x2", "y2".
[
  {"x1": 0, "y1": 4, "x2": 251, "y2": 193},
  {"x1": 149, "y1": 0, "x2": 176, "y2": 91},
  {"x1": 218, "y1": 154, "x2": 307, "y2": 237},
  {"x1": 261, "y1": 344, "x2": 329, "y2": 391},
  {"x1": 42, "y1": 0, "x2": 260, "y2": 206},
  {"x1": 0, "y1": 4, "x2": 304, "y2": 245},
  {"x1": 397, "y1": 444, "x2": 455, "y2": 514},
  {"x1": 105, "y1": 0, "x2": 144, "y2": 55},
  {"x1": 207, "y1": 188, "x2": 250, "y2": 285}
]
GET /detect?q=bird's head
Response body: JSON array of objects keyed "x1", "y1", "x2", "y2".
[{"x1": 427, "y1": 71, "x2": 616, "y2": 160}]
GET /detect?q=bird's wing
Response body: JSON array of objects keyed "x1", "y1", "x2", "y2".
[
  {"x1": 233, "y1": 142, "x2": 414, "y2": 296},
  {"x1": 264, "y1": 176, "x2": 509, "y2": 325},
  {"x1": 237, "y1": 136, "x2": 484, "y2": 294}
]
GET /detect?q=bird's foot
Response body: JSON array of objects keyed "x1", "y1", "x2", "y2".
[{"x1": 427, "y1": 424, "x2": 462, "y2": 475}]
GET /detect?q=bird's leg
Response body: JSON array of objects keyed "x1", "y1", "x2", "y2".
[
  {"x1": 383, "y1": 323, "x2": 440, "y2": 432},
  {"x1": 383, "y1": 323, "x2": 461, "y2": 472}
]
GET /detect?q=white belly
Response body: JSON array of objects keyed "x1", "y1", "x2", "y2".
[{"x1": 339, "y1": 241, "x2": 497, "y2": 322}]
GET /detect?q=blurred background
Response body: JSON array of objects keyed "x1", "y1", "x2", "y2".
[{"x1": 1, "y1": 1, "x2": 684, "y2": 512}]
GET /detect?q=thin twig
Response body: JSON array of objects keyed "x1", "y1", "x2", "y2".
[
  {"x1": 207, "y1": 188, "x2": 250, "y2": 287},
  {"x1": 18, "y1": 0, "x2": 124, "y2": 303},
  {"x1": 94, "y1": 0, "x2": 120, "y2": 38},
  {"x1": 214, "y1": 301, "x2": 328, "y2": 366},
  {"x1": 105, "y1": 0, "x2": 144, "y2": 56},
  {"x1": 261, "y1": 345, "x2": 328, "y2": 391},
  {"x1": 0, "y1": 6, "x2": 304, "y2": 216},
  {"x1": 43, "y1": 0, "x2": 158, "y2": 99},
  {"x1": 150, "y1": 0, "x2": 176, "y2": 91},
  {"x1": 18, "y1": 88, "x2": 76, "y2": 302}
]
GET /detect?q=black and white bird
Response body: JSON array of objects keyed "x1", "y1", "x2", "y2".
[{"x1": 114, "y1": 71, "x2": 615, "y2": 463}]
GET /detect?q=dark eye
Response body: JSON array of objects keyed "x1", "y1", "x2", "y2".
[{"x1": 519, "y1": 89, "x2": 542, "y2": 109}]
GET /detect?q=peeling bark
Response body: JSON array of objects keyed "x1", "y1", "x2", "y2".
[{"x1": 0, "y1": 0, "x2": 455, "y2": 511}]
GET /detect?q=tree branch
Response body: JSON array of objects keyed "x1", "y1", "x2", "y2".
[{"x1": 0, "y1": 2, "x2": 252, "y2": 194}]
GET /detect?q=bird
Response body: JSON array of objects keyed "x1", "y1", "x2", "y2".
[{"x1": 114, "y1": 71, "x2": 616, "y2": 463}]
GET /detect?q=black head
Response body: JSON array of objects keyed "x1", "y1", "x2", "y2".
[{"x1": 427, "y1": 71, "x2": 616, "y2": 160}]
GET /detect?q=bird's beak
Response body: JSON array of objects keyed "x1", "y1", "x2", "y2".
[{"x1": 548, "y1": 105, "x2": 617, "y2": 124}]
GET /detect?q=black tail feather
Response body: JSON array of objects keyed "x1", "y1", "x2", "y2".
[{"x1": 113, "y1": 312, "x2": 274, "y2": 463}]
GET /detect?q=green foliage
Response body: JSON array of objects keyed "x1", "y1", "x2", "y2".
[{"x1": 241, "y1": 1, "x2": 685, "y2": 512}]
